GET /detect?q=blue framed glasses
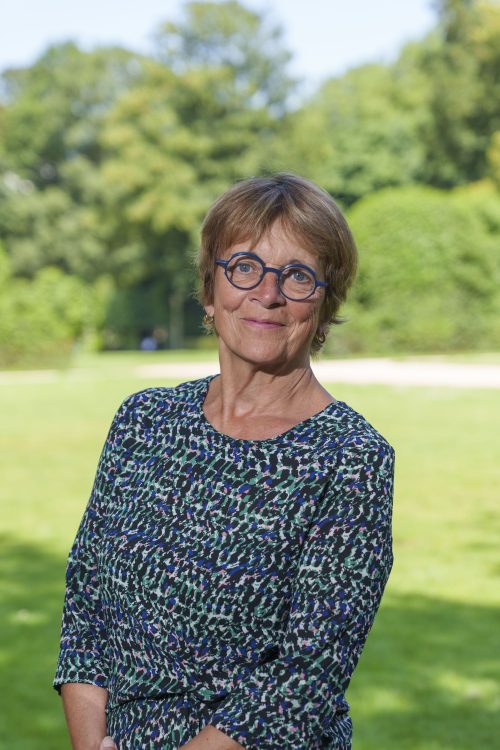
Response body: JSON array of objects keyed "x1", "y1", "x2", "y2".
[{"x1": 215, "y1": 252, "x2": 328, "y2": 301}]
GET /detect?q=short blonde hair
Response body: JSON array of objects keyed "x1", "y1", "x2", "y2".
[{"x1": 197, "y1": 173, "x2": 358, "y2": 353}]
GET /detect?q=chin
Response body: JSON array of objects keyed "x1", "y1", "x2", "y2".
[{"x1": 238, "y1": 343, "x2": 310, "y2": 370}]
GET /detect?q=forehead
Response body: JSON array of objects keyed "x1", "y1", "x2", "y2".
[{"x1": 223, "y1": 223, "x2": 320, "y2": 268}]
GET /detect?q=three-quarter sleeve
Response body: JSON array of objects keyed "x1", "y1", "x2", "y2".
[
  {"x1": 53, "y1": 394, "x2": 132, "y2": 693},
  {"x1": 209, "y1": 436, "x2": 395, "y2": 750}
]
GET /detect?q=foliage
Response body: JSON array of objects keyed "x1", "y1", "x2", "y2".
[
  {"x1": 280, "y1": 55, "x2": 428, "y2": 205},
  {"x1": 0, "y1": 178, "x2": 110, "y2": 281},
  {"x1": 0, "y1": 245, "x2": 109, "y2": 367},
  {"x1": 1, "y1": 0, "x2": 500, "y2": 357},
  {"x1": 281, "y1": 0, "x2": 500, "y2": 199},
  {"x1": 95, "y1": 3, "x2": 292, "y2": 346},
  {"x1": 0, "y1": 43, "x2": 143, "y2": 185},
  {"x1": 0, "y1": 2, "x2": 294, "y2": 352},
  {"x1": 153, "y1": 1, "x2": 294, "y2": 112},
  {"x1": 488, "y1": 130, "x2": 500, "y2": 186},
  {"x1": 415, "y1": 0, "x2": 500, "y2": 186},
  {"x1": 326, "y1": 185, "x2": 500, "y2": 354}
]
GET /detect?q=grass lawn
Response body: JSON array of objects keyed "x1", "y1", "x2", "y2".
[{"x1": 1, "y1": 352, "x2": 499, "y2": 749}]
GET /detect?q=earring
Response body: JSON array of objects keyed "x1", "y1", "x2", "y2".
[
  {"x1": 203, "y1": 312, "x2": 214, "y2": 327},
  {"x1": 316, "y1": 324, "x2": 327, "y2": 346}
]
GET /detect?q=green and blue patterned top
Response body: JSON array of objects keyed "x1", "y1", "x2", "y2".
[{"x1": 54, "y1": 376, "x2": 395, "y2": 749}]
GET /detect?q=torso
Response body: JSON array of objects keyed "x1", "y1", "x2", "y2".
[{"x1": 58, "y1": 376, "x2": 394, "y2": 750}]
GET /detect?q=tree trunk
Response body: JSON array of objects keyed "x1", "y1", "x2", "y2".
[{"x1": 168, "y1": 286, "x2": 184, "y2": 348}]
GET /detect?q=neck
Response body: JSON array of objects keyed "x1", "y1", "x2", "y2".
[{"x1": 203, "y1": 344, "x2": 334, "y2": 438}]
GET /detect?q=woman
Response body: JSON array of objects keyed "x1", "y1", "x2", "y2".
[{"x1": 54, "y1": 173, "x2": 395, "y2": 750}]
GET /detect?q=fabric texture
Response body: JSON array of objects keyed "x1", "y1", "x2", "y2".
[{"x1": 54, "y1": 375, "x2": 395, "y2": 749}]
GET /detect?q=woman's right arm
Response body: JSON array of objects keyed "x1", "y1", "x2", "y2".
[
  {"x1": 54, "y1": 395, "x2": 134, "y2": 745},
  {"x1": 61, "y1": 683, "x2": 108, "y2": 750}
]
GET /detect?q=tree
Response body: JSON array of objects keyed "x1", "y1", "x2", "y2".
[
  {"x1": 153, "y1": 1, "x2": 294, "y2": 112},
  {"x1": 97, "y1": 1, "x2": 295, "y2": 346},
  {"x1": 417, "y1": 0, "x2": 500, "y2": 186},
  {"x1": 487, "y1": 131, "x2": 500, "y2": 185},
  {"x1": 0, "y1": 2, "x2": 296, "y2": 349},
  {"x1": 274, "y1": 1, "x2": 500, "y2": 199},
  {"x1": 0, "y1": 44, "x2": 143, "y2": 288},
  {"x1": 0, "y1": 176, "x2": 110, "y2": 281},
  {"x1": 279, "y1": 53, "x2": 427, "y2": 205},
  {"x1": 0, "y1": 43, "x2": 143, "y2": 185}
]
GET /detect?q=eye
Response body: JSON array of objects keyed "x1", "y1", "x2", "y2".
[
  {"x1": 228, "y1": 256, "x2": 261, "y2": 276},
  {"x1": 290, "y1": 268, "x2": 313, "y2": 283},
  {"x1": 235, "y1": 261, "x2": 253, "y2": 274}
]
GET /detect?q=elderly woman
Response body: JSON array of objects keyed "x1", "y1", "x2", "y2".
[{"x1": 54, "y1": 173, "x2": 395, "y2": 750}]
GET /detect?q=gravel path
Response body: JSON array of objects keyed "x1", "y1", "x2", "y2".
[
  {"x1": 134, "y1": 358, "x2": 500, "y2": 389},
  {"x1": 1, "y1": 358, "x2": 500, "y2": 388}
]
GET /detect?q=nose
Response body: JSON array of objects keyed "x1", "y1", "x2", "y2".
[{"x1": 250, "y1": 268, "x2": 285, "y2": 305}]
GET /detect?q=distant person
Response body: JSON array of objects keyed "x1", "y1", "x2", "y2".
[
  {"x1": 54, "y1": 174, "x2": 395, "y2": 750},
  {"x1": 140, "y1": 333, "x2": 158, "y2": 351}
]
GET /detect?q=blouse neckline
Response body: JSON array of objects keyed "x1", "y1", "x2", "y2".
[{"x1": 195, "y1": 374, "x2": 346, "y2": 446}]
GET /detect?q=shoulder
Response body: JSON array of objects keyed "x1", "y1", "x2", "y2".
[
  {"x1": 320, "y1": 400, "x2": 394, "y2": 456},
  {"x1": 112, "y1": 376, "x2": 214, "y2": 431},
  {"x1": 312, "y1": 403, "x2": 395, "y2": 520},
  {"x1": 316, "y1": 399, "x2": 395, "y2": 472}
]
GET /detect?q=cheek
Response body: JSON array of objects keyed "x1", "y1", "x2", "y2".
[
  {"x1": 212, "y1": 281, "x2": 245, "y2": 315},
  {"x1": 217, "y1": 292, "x2": 240, "y2": 313},
  {"x1": 292, "y1": 301, "x2": 322, "y2": 328}
]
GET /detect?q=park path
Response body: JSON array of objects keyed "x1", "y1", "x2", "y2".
[
  {"x1": 135, "y1": 358, "x2": 500, "y2": 389},
  {"x1": 1, "y1": 358, "x2": 500, "y2": 388}
]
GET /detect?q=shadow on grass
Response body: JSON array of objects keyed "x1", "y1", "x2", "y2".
[
  {"x1": 1, "y1": 535, "x2": 499, "y2": 750},
  {"x1": 350, "y1": 593, "x2": 500, "y2": 750},
  {"x1": 0, "y1": 534, "x2": 68, "y2": 750}
]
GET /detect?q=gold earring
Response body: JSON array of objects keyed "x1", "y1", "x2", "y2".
[
  {"x1": 203, "y1": 312, "x2": 214, "y2": 329},
  {"x1": 316, "y1": 325, "x2": 327, "y2": 346}
]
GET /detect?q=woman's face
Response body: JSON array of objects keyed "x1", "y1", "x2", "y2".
[{"x1": 205, "y1": 221, "x2": 326, "y2": 370}]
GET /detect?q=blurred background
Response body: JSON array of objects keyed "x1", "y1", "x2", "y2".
[{"x1": 0, "y1": 1, "x2": 499, "y2": 748}]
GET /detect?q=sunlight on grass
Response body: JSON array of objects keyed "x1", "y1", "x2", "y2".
[{"x1": 1, "y1": 351, "x2": 499, "y2": 749}]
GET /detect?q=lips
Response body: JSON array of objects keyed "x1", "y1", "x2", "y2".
[{"x1": 242, "y1": 318, "x2": 284, "y2": 328}]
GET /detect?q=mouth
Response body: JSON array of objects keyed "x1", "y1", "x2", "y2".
[{"x1": 241, "y1": 318, "x2": 285, "y2": 329}]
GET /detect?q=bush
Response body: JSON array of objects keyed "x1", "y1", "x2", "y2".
[
  {"x1": 0, "y1": 246, "x2": 109, "y2": 368},
  {"x1": 326, "y1": 185, "x2": 500, "y2": 355}
]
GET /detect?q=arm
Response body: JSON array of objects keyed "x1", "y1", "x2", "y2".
[
  {"x1": 178, "y1": 725, "x2": 243, "y2": 750},
  {"x1": 61, "y1": 683, "x2": 108, "y2": 750},
  {"x1": 187, "y1": 436, "x2": 394, "y2": 750},
  {"x1": 54, "y1": 396, "x2": 132, "y2": 739}
]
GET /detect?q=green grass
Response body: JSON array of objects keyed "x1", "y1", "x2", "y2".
[{"x1": 1, "y1": 352, "x2": 499, "y2": 749}]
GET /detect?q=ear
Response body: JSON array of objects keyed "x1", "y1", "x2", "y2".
[{"x1": 204, "y1": 303, "x2": 214, "y2": 318}]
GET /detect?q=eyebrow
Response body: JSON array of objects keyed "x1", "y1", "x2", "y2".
[
  {"x1": 244, "y1": 253, "x2": 316, "y2": 268},
  {"x1": 287, "y1": 257, "x2": 314, "y2": 266},
  {"x1": 270, "y1": 257, "x2": 318, "y2": 272},
  {"x1": 231, "y1": 250, "x2": 319, "y2": 273}
]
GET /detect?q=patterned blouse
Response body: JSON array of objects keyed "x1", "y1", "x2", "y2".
[{"x1": 54, "y1": 376, "x2": 395, "y2": 750}]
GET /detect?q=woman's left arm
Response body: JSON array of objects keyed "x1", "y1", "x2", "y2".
[{"x1": 182, "y1": 435, "x2": 395, "y2": 750}]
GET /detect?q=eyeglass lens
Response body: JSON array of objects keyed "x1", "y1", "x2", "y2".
[{"x1": 226, "y1": 255, "x2": 316, "y2": 300}]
